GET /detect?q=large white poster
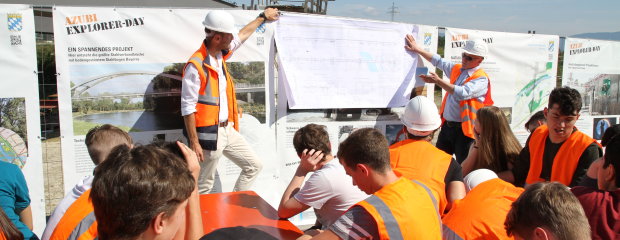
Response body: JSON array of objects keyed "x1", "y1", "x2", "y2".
[
  {"x1": 53, "y1": 7, "x2": 281, "y2": 204},
  {"x1": 0, "y1": 4, "x2": 46, "y2": 235},
  {"x1": 444, "y1": 28, "x2": 559, "y2": 143},
  {"x1": 273, "y1": 18, "x2": 438, "y2": 225},
  {"x1": 275, "y1": 13, "x2": 424, "y2": 109},
  {"x1": 562, "y1": 38, "x2": 620, "y2": 139}
]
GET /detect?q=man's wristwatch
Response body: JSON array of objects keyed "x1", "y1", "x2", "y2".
[{"x1": 258, "y1": 12, "x2": 267, "y2": 21}]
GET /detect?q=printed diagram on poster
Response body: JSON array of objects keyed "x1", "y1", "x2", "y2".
[
  {"x1": 0, "y1": 98, "x2": 28, "y2": 167},
  {"x1": 275, "y1": 13, "x2": 421, "y2": 109}
]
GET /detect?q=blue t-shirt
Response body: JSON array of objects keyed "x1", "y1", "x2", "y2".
[{"x1": 0, "y1": 161, "x2": 34, "y2": 239}]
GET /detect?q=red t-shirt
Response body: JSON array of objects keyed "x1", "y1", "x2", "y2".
[{"x1": 571, "y1": 186, "x2": 620, "y2": 240}]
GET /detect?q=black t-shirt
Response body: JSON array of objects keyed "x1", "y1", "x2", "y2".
[
  {"x1": 445, "y1": 158, "x2": 464, "y2": 189},
  {"x1": 512, "y1": 133, "x2": 602, "y2": 187}
]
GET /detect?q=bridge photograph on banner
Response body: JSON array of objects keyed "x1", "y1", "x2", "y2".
[{"x1": 53, "y1": 7, "x2": 279, "y2": 200}]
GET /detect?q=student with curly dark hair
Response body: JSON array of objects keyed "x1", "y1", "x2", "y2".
[{"x1": 505, "y1": 86, "x2": 603, "y2": 187}]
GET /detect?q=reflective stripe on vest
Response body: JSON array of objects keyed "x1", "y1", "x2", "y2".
[
  {"x1": 183, "y1": 43, "x2": 239, "y2": 150},
  {"x1": 50, "y1": 190, "x2": 98, "y2": 240},
  {"x1": 526, "y1": 125, "x2": 600, "y2": 185},
  {"x1": 389, "y1": 139, "x2": 453, "y2": 215},
  {"x1": 439, "y1": 64, "x2": 493, "y2": 139},
  {"x1": 356, "y1": 178, "x2": 442, "y2": 240}
]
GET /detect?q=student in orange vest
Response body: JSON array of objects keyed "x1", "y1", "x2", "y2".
[
  {"x1": 505, "y1": 182, "x2": 591, "y2": 240},
  {"x1": 303, "y1": 128, "x2": 442, "y2": 240},
  {"x1": 44, "y1": 124, "x2": 132, "y2": 240},
  {"x1": 91, "y1": 142, "x2": 203, "y2": 240},
  {"x1": 389, "y1": 96, "x2": 465, "y2": 214},
  {"x1": 50, "y1": 142, "x2": 203, "y2": 240},
  {"x1": 442, "y1": 169, "x2": 524, "y2": 240},
  {"x1": 181, "y1": 9, "x2": 279, "y2": 194},
  {"x1": 505, "y1": 86, "x2": 602, "y2": 187},
  {"x1": 405, "y1": 34, "x2": 493, "y2": 163}
]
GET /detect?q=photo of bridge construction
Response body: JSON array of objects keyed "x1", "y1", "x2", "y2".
[{"x1": 69, "y1": 61, "x2": 267, "y2": 135}]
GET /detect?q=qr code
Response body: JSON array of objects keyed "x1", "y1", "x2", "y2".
[
  {"x1": 10, "y1": 35, "x2": 21, "y2": 46},
  {"x1": 257, "y1": 36, "x2": 264, "y2": 46}
]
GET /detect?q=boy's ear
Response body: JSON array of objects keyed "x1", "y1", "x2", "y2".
[
  {"x1": 356, "y1": 163, "x2": 370, "y2": 176},
  {"x1": 153, "y1": 212, "x2": 166, "y2": 234}
]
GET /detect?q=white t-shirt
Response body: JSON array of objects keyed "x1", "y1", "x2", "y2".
[
  {"x1": 181, "y1": 34, "x2": 242, "y2": 123},
  {"x1": 42, "y1": 175, "x2": 94, "y2": 239},
  {"x1": 294, "y1": 159, "x2": 369, "y2": 228}
]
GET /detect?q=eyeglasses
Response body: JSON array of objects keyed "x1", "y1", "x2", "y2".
[{"x1": 462, "y1": 53, "x2": 480, "y2": 61}]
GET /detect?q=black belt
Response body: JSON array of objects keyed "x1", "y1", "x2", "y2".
[
  {"x1": 218, "y1": 121, "x2": 229, "y2": 127},
  {"x1": 444, "y1": 121, "x2": 461, "y2": 128}
]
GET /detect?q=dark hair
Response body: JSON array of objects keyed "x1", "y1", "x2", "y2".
[
  {"x1": 293, "y1": 124, "x2": 331, "y2": 158},
  {"x1": 505, "y1": 182, "x2": 590, "y2": 240},
  {"x1": 85, "y1": 124, "x2": 132, "y2": 165},
  {"x1": 601, "y1": 124, "x2": 620, "y2": 147},
  {"x1": 337, "y1": 128, "x2": 390, "y2": 173},
  {"x1": 524, "y1": 110, "x2": 546, "y2": 131},
  {"x1": 603, "y1": 135, "x2": 620, "y2": 187},
  {"x1": 91, "y1": 144, "x2": 195, "y2": 240},
  {"x1": 0, "y1": 207, "x2": 23, "y2": 240},
  {"x1": 548, "y1": 86, "x2": 582, "y2": 116}
]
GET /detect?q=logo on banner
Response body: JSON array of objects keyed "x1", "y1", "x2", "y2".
[
  {"x1": 7, "y1": 13, "x2": 22, "y2": 32},
  {"x1": 423, "y1": 33, "x2": 432, "y2": 46},
  {"x1": 548, "y1": 41, "x2": 555, "y2": 52},
  {"x1": 256, "y1": 23, "x2": 266, "y2": 33}
]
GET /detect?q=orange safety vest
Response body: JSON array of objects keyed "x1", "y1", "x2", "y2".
[
  {"x1": 442, "y1": 178, "x2": 524, "y2": 240},
  {"x1": 184, "y1": 42, "x2": 239, "y2": 150},
  {"x1": 389, "y1": 139, "x2": 453, "y2": 215},
  {"x1": 356, "y1": 178, "x2": 442, "y2": 240},
  {"x1": 439, "y1": 64, "x2": 493, "y2": 139},
  {"x1": 525, "y1": 125, "x2": 600, "y2": 185},
  {"x1": 49, "y1": 190, "x2": 98, "y2": 240}
]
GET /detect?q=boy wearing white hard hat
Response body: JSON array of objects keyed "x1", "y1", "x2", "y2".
[
  {"x1": 181, "y1": 8, "x2": 279, "y2": 194},
  {"x1": 389, "y1": 96, "x2": 466, "y2": 215},
  {"x1": 405, "y1": 34, "x2": 494, "y2": 164}
]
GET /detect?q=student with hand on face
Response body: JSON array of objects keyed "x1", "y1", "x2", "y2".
[{"x1": 278, "y1": 124, "x2": 367, "y2": 237}]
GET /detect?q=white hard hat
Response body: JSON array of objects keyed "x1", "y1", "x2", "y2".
[
  {"x1": 202, "y1": 10, "x2": 236, "y2": 34},
  {"x1": 401, "y1": 96, "x2": 441, "y2": 137},
  {"x1": 464, "y1": 169, "x2": 498, "y2": 192},
  {"x1": 462, "y1": 38, "x2": 488, "y2": 58}
]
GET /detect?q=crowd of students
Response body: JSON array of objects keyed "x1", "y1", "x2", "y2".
[
  {"x1": 0, "y1": 8, "x2": 618, "y2": 240},
  {"x1": 9, "y1": 85, "x2": 610, "y2": 240}
]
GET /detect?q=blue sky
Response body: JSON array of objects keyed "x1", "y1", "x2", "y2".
[{"x1": 238, "y1": 0, "x2": 620, "y2": 37}]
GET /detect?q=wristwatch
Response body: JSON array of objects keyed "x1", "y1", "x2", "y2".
[{"x1": 258, "y1": 12, "x2": 267, "y2": 21}]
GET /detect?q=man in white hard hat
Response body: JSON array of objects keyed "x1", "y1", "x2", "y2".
[
  {"x1": 181, "y1": 8, "x2": 279, "y2": 194},
  {"x1": 389, "y1": 96, "x2": 466, "y2": 215},
  {"x1": 405, "y1": 35, "x2": 494, "y2": 164}
]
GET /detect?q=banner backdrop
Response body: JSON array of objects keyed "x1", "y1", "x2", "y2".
[
  {"x1": 274, "y1": 18, "x2": 439, "y2": 226},
  {"x1": 444, "y1": 28, "x2": 559, "y2": 143},
  {"x1": 0, "y1": 4, "x2": 45, "y2": 235},
  {"x1": 52, "y1": 7, "x2": 281, "y2": 204},
  {"x1": 562, "y1": 38, "x2": 620, "y2": 139}
]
